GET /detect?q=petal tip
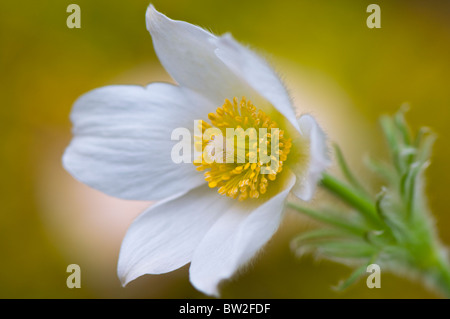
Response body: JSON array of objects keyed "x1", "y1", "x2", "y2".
[
  {"x1": 292, "y1": 114, "x2": 331, "y2": 201},
  {"x1": 188, "y1": 273, "x2": 221, "y2": 298},
  {"x1": 119, "y1": 277, "x2": 128, "y2": 288},
  {"x1": 117, "y1": 262, "x2": 136, "y2": 288},
  {"x1": 145, "y1": 4, "x2": 165, "y2": 32}
]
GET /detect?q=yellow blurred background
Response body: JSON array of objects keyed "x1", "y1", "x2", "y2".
[{"x1": 1, "y1": 0, "x2": 450, "y2": 298}]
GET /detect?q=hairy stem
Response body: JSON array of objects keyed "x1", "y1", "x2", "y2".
[
  {"x1": 320, "y1": 173, "x2": 382, "y2": 228},
  {"x1": 427, "y1": 251, "x2": 450, "y2": 298}
]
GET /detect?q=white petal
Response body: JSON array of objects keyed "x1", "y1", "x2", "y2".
[
  {"x1": 189, "y1": 170, "x2": 296, "y2": 296},
  {"x1": 146, "y1": 5, "x2": 253, "y2": 105},
  {"x1": 117, "y1": 185, "x2": 234, "y2": 285},
  {"x1": 63, "y1": 83, "x2": 210, "y2": 201},
  {"x1": 146, "y1": 6, "x2": 298, "y2": 130},
  {"x1": 291, "y1": 114, "x2": 330, "y2": 201},
  {"x1": 213, "y1": 34, "x2": 300, "y2": 131}
]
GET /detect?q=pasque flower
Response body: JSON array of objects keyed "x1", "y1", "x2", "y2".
[{"x1": 62, "y1": 4, "x2": 330, "y2": 296}]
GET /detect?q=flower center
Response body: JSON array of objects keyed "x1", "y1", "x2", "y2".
[{"x1": 194, "y1": 97, "x2": 292, "y2": 201}]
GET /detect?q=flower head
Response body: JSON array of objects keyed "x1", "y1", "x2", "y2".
[{"x1": 62, "y1": 4, "x2": 330, "y2": 296}]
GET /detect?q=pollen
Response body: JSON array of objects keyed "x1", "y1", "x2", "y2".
[{"x1": 194, "y1": 97, "x2": 292, "y2": 201}]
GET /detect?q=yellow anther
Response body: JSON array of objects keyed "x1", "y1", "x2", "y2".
[
  {"x1": 208, "y1": 181, "x2": 218, "y2": 188},
  {"x1": 195, "y1": 97, "x2": 292, "y2": 201}
]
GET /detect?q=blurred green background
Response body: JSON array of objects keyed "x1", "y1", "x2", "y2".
[{"x1": 1, "y1": 0, "x2": 450, "y2": 298}]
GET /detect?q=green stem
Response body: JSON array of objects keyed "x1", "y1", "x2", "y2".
[
  {"x1": 320, "y1": 173, "x2": 382, "y2": 228},
  {"x1": 427, "y1": 252, "x2": 450, "y2": 298}
]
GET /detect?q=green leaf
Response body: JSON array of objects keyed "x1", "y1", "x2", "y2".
[
  {"x1": 287, "y1": 203, "x2": 367, "y2": 236},
  {"x1": 403, "y1": 162, "x2": 422, "y2": 219},
  {"x1": 332, "y1": 263, "x2": 369, "y2": 291},
  {"x1": 306, "y1": 240, "x2": 378, "y2": 259},
  {"x1": 416, "y1": 131, "x2": 437, "y2": 165},
  {"x1": 364, "y1": 155, "x2": 397, "y2": 185},
  {"x1": 380, "y1": 115, "x2": 403, "y2": 173},
  {"x1": 394, "y1": 106, "x2": 412, "y2": 146},
  {"x1": 375, "y1": 191, "x2": 409, "y2": 243},
  {"x1": 291, "y1": 228, "x2": 359, "y2": 249}
]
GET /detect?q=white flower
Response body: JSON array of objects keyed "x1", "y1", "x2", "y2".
[{"x1": 62, "y1": 4, "x2": 330, "y2": 297}]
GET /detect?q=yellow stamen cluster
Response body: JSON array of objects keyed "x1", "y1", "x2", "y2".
[{"x1": 194, "y1": 97, "x2": 292, "y2": 201}]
